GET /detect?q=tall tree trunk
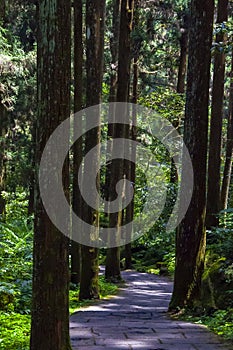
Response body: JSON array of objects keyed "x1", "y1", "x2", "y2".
[
  {"x1": 206, "y1": 0, "x2": 228, "y2": 229},
  {"x1": 79, "y1": 0, "x2": 105, "y2": 300},
  {"x1": 105, "y1": 0, "x2": 134, "y2": 282},
  {"x1": 124, "y1": 103, "x2": 137, "y2": 270},
  {"x1": 0, "y1": 102, "x2": 6, "y2": 217},
  {"x1": 169, "y1": 0, "x2": 214, "y2": 311},
  {"x1": 104, "y1": 0, "x2": 121, "y2": 215},
  {"x1": 30, "y1": 0, "x2": 71, "y2": 349},
  {"x1": 71, "y1": 0, "x2": 83, "y2": 286},
  {"x1": 221, "y1": 50, "x2": 233, "y2": 210},
  {"x1": 28, "y1": 120, "x2": 36, "y2": 216},
  {"x1": 124, "y1": 0, "x2": 139, "y2": 270},
  {"x1": 109, "y1": 0, "x2": 121, "y2": 103},
  {"x1": 177, "y1": 14, "x2": 189, "y2": 94},
  {"x1": 0, "y1": 9, "x2": 7, "y2": 217},
  {"x1": 116, "y1": 0, "x2": 134, "y2": 103}
]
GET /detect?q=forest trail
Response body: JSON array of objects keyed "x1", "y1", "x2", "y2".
[{"x1": 70, "y1": 270, "x2": 232, "y2": 350}]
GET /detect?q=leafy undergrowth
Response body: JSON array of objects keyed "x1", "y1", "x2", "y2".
[
  {"x1": 0, "y1": 276, "x2": 118, "y2": 350},
  {"x1": 134, "y1": 263, "x2": 160, "y2": 275},
  {"x1": 69, "y1": 275, "x2": 118, "y2": 314},
  {"x1": 179, "y1": 309, "x2": 233, "y2": 343},
  {"x1": 0, "y1": 313, "x2": 30, "y2": 350},
  {"x1": 0, "y1": 192, "x2": 119, "y2": 350}
]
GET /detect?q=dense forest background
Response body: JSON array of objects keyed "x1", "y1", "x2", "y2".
[{"x1": 1, "y1": 0, "x2": 233, "y2": 349}]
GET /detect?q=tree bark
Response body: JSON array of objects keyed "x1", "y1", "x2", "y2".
[
  {"x1": 177, "y1": 14, "x2": 189, "y2": 94},
  {"x1": 105, "y1": 0, "x2": 134, "y2": 282},
  {"x1": 116, "y1": 0, "x2": 134, "y2": 103},
  {"x1": 109, "y1": 0, "x2": 121, "y2": 103},
  {"x1": 30, "y1": 0, "x2": 71, "y2": 349},
  {"x1": 0, "y1": 11, "x2": 7, "y2": 217},
  {"x1": 104, "y1": 0, "x2": 121, "y2": 214},
  {"x1": 28, "y1": 121, "x2": 36, "y2": 216},
  {"x1": 79, "y1": 0, "x2": 105, "y2": 300},
  {"x1": 221, "y1": 50, "x2": 233, "y2": 210},
  {"x1": 124, "y1": 1, "x2": 139, "y2": 270},
  {"x1": 0, "y1": 102, "x2": 6, "y2": 217},
  {"x1": 169, "y1": 0, "x2": 214, "y2": 311},
  {"x1": 206, "y1": 0, "x2": 228, "y2": 228},
  {"x1": 71, "y1": 0, "x2": 83, "y2": 286}
]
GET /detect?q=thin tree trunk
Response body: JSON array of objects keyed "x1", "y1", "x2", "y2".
[
  {"x1": 0, "y1": 103, "x2": 6, "y2": 217},
  {"x1": 124, "y1": 104, "x2": 137, "y2": 269},
  {"x1": 116, "y1": 0, "x2": 134, "y2": 103},
  {"x1": 177, "y1": 14, "x2": 189, "y2": 94},
  {"x1": 169, "y1": 0, "x2": 214, "y2": 311},
  {"x1": 109, "y1": 0, "x2": 121, "y2": 103},
  {"x1": 79, "y1": 0, "x2": 105, "y2": 300},
  {"x1": 105, "y1": 0, "x2": 134, "y2": 282},
  {"x1": 221, "y1": 51, "x2": 233, "y2": 210},
  {"x1": 0, "y1": 10, "x2": 7, "y2": 217},
  {"x1": 30, "y1": 0, "x2": 71, "y2": 348},
  {"x1": 104, "y1": 0, "x2": 121, "y2": 212},
  {"x1": 124, "y1": 2, "x2": 139, "y2": 270},
  {"x1": 206, "y1": 0, "x2": 228, "y2": 229},
  {"x1": 28, "y1": 121, "x2": 36, "y2": 216},
  {"x1": 71, "y1": 0, "x2": 83, "y2": 286}
]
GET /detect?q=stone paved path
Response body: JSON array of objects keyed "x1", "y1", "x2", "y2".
[{"x1": 70, "y1": 270, "x2": 232, "y2": 350}]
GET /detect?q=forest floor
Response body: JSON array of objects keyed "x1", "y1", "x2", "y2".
[{"x1": 70, "y1": 270, "x2": 232, "y2": 350}]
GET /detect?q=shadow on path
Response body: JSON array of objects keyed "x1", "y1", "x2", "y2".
[{"x1": 70, "y1": 270, "x2": 232, "y2": 350}]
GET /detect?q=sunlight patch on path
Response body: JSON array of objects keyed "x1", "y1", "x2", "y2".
[{"x1": 70, "y1": 270, "x2": 232, "y2": 350}]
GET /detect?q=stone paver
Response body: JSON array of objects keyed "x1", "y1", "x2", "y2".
[{"x1": 70, "y1": 270, "x2": 232, "y2": 350}]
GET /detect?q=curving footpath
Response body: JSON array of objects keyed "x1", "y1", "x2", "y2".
[{"x1": 70, "y1": 270, "x2": 232, "y2": 350}]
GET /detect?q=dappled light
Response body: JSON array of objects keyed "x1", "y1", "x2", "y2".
[
  {"x1": 1, "y1": 0, "x2": 233, "y2": 348},
  {"x1": 70, "y1": 270, "x2": 231, "y2": 349}
]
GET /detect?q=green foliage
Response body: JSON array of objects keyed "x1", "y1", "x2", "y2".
[
  {"x1": 132, "y1": 0, "x2": 190, "y2": 91},
  {"x1": 0, "y1": 24, "x2": 36, "y2": 109},
  {"x1": 188, "y1": 209, "x2": 233, "y2": 340},
  {"x1": 0, "y1": 313, "x2": 30, "y2": 350},
  {"x1": 0, "y1": 191, "x2": 33, "y2": 314},
  {"x1": 69, "y1": 275, "x2": 118, "y2": 314},
  {"x1": 178, "y1": 205, "x2": 233, "y2": 338},
  {"x1": 133, "y1": 227, "x2": 175, "y2": 275},
  {"x1": 204, "y1": 309, "x2": 233, "y2": 340},
  {"x1": 4, "y1": 0, "x2": 37, "y2": 52},
  {"x1": 182, "y1": 309, "x2": 233, "y2": 342},
  {"x1": 207, "y1": 209, "x2": 233, "y2": 265},
  {"x1": 0, "y1": 189, "x2": 118, "y2": 349},
  {"x1": 0, "y1": 22, "x2": 36, "y2": 197},
  {"x1": 128, "y1": 88, "x2": 183, "y2": 276},
  {"x1": 3, "y1": 190, "x2": 30, "y2": 221},
  {"x1": 0, "y1": 27, "x2": 13, "y2": 55},
  {"x1": 212, "y1": 19, "x2": 233, "y2": 55},
  {"x1": 139, "y1": 86, "x2": 185, "y2": 127}
]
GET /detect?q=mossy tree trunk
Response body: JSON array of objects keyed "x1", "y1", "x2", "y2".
[
  {"x1": 30, "y1": 0, "x2": 71, "y2": 349},
  {"x1": 169, "y1": 0, "x2": 214, "y2": 311},
  {"x1": 206, "y1": 0, "x2": 228, "y2": 229},
  {"x1": 105, "y1": 0, "x2": 134, "y2": 282},
  {"x1": 79, "y1": 0, "x2": 105, "y2": 300}
]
